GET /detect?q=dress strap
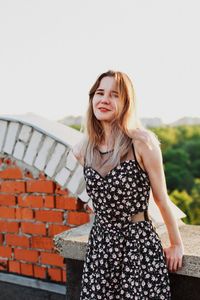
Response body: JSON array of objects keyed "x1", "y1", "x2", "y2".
[{"x1": 131, "y1": 142, "x2": 138, "y2": 164}]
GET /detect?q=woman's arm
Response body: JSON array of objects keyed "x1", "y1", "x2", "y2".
[{"x1": 133, "y1": 130, "x2": 184, "y2": 272}]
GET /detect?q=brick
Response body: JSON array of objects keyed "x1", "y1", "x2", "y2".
[
  {"x1": 55, "y1": 196, "x2": 78, "y2": 210},
  {"x1": 31, "y1": 236, "x2": 53, "y2": 250},
  {"x1": 21, "y1": 262, "x2": 33, "y2": 276},
  {"x1": 40, "y1": 252, "x2": 64, "y2": 267},
  {"x1": 67, "y1": 164, "x2": 83, "y2": 194},
  {"x1": 55, "y1": 184, "x2": 68, "y2": 195},
  {"x1": 21, "y1": 222, "x2": 46, "y2": 235},
  {"x1": 18, "y1": 195, "x2": 43, "y2": 208},
  {"x1": 16, "y1": 208, "x2": 33, "y2": 220},
  {"x1": 34, "y1": 137, "x2": 55, "y2": 171},
  {"x1": 48, "y1": 224, "x2": 70, "y2": 236},
  {"x1": 24, "y1": 169, "x2": 34, "y2": 179},
  {"x1": 26, "y1": 180, "x2": 55, "y2": 193},
  {"x1": 35, "y1": 210, "x2": 63, "y2": 223},
  {"x1": 48, "y1": 268, "x2": 62, "y2": 282},
  {"x1": 9, "y1": 260, "x2": 20, "y2": 274},
  {"x1": 0, "y1": 167, "x2": 23, "y2": 179},
  {"x1": 23, "y1": 130, "x2": 43, "y2": 165},
  {"x1": 67, "y1": 212, "x2": 90, "y2": 225},
  {"x1": 0, "y1": 246, "x2": 12, "y2": 258},
  {"x1": 0, "y1": 234, "x2": 3, "y2": 245},
  {"x1": 45, "y1": 143, "x2": 66, "y2": 177},
  {"x1": 0, "y1": 221, "x2": 19, "y2": 233},
  {"x1": 54, "y1": 168, "x2": 70, "y2": 187},
  {"x1": 0, "y1": 207, "x2": 15, "y2": 218},
  {"x1": 0, "y1": 258, "x2": 8, "y2": 271},
  {"x1": 34, "y1": 265, "x2": 46, "y2": 279},
  {"x1": 3, "y1": 122, "x2": 20, "y2": 155},
  {"x1": 6, "y1": 234, "x2": 29, "y2": 248},
  {"x1": 44, "y1": 196, "x2": 54, "y2": 208},
  {"x1": 77, "y1": 198, "x2": 85, "y2": 210},
  {"x1": 14, "y1": 248, "x2": 38, "y2": 263},
  {"x1": 0, "y1": 194, "x2": 16, "y2": 205},
  {"x1": 0, "y1": 181, "x2": 25, "y2": 193}
]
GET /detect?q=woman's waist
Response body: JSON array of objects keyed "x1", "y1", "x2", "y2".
[{"x1": 94, "y1": 210, "x2": 152, "y2": 229}]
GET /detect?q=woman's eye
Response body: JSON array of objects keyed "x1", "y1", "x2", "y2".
[
  {"x1": 96, "y1": 92, "x2": 103, "y2": 95},
  {"x1": 112, "y1": 94, "x2": 119, "y2": 98}
]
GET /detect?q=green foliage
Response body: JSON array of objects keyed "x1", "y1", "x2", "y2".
[
  {"x1": 163, "y1": 148, "x2": 194, "y2": 192},
  {"x1": 169, "y1": 190, "x2": 193, "y2": 224},
  {"x1": 151, "y1": 125, "x2": 200, "y2": 224},
  {"x1": 182, "y1": 139, "x2": 200, "y2": 178},
  {"x1": 69, "y1": 124, "x2": 82, "y2": 131},
  {"x1": 189, "y1": 179, "x2": 200, "y2": 225},
  {"x1": 151, "y1": 126, "x2": 179, "y2": 151},
  {"x1": 165, "y1": 163, "x2": 194, "y2": 193}
]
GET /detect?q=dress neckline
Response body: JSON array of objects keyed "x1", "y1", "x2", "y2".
[{"x1": 84, "y1": 159, "x2": 149, "y2": 180}]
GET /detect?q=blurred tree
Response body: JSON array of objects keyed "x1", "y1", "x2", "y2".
[
  {"x1": 163, "y1": 148, "x2": 194, "y2": 192},
  {"x1": 169, "y1": 189, "x2": 193, "y2": 224},
  {"x1": 190, "y1": 179, "x2": 200, "y2": 224},
  {"x1": 151, "y1": 127, "x2": 178, "y2": 151},
  {"x1": 183, "y1": 139, "x2": 200, "y2": 178},
  {"x1": 69, "y1": 124, "x2": 81, "y2": 131}
]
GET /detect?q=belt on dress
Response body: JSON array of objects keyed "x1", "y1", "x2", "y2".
[{"x1": 131, "y1": 210, "x2": 150, "y2": 222}]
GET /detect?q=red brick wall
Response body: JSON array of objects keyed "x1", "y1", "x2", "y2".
[{"x1": 0, "y1": 156, "x2": 90, "y2": 283}]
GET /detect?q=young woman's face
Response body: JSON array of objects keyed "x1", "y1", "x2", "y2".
[{"x1": 92, "y1": 76, "x2": 122, "y2": 123}]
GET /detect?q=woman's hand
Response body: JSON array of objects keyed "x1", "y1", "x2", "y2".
[{"x1": 163, "y1": 244, "x2": 184, "y2": 272}]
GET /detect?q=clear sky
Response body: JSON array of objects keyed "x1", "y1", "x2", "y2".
[{"x1": 0, "y1": 0, "x2": 199, "y2": 124}]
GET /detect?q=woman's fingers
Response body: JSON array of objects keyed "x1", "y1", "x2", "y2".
[
  {"x1": 171, "y1": 257, "x2": 183, "y2": 272},
  {"x1": 172, "y1": 258, "x2": 179, "y2": 272},
  {"x1": 177, "y1": 256, "x2": 183, "y2": 270},
  {"x1": 164, "y1": 246, "x2": 183, "y2": 272}
]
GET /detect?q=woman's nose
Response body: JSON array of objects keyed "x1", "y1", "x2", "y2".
[{"x1": 100, "y1": 95, "x2": 110, "y2": 103}]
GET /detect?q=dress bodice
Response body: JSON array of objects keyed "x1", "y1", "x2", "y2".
[{"x1": 83, "y1": 142, "x2": 151, "y2": 227}]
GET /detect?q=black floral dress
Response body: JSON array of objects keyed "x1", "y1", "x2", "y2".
[{"x1": 80, "y1": 143, "x2": 171, "y2": 299}]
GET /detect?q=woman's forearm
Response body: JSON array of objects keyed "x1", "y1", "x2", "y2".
[{"x1": 156, "y1": 197, "x2": 184, "y2": 247}]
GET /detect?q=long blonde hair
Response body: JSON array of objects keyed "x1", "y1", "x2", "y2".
[{"x1": 80, "y1": 70, "x2": 160, "y2": 167}]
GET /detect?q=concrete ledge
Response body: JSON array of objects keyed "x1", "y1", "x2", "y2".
[
  {"x1": 54, "y1": 222, "x2": 200, "y2": 278},
  {"x1": 54, "y1": 215, "x2": 95, "y2": 261}
]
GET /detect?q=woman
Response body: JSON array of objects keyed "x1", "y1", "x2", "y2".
[{"x1": 73, "y1": 70, "x2": 184, "y2": 299}]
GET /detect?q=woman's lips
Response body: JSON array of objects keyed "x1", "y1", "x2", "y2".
[{"x1": 99, "y1": 108, "x2": 111, "y2": 112}]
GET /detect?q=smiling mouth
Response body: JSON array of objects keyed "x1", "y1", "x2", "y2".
[{"x1": 99, "y1": 108, "x2": 111, "y2": 112}]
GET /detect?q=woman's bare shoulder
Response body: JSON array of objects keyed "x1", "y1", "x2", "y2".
[
  {"x1": 128, "y1": 127, "x2": 161, "y2": 151},
  {"x1": 128, "y1": 128, "x2": 162, "y2": 174}
]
